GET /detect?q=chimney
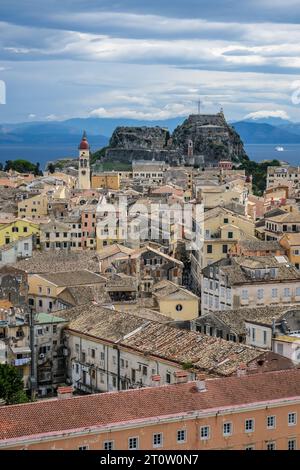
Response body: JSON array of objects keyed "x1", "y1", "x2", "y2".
[
  {"x1": 195, "y1": 374, "x2": 206, "y2": 392},
  {"x1": 272, "y1": 317, "x2": 276, "y2": 336},
  {"x1": 128, "y1": 254, "x2": 132, "y2": 276},
  {"x1": 57, "y1": 386, "x2": 73, "y2": 399},
  {"x1": 237, "y1": 363, "x2": 247, "y2": 377},
  {"x1": 174, "y1": 370, "x2": 189, "y2": 384}
]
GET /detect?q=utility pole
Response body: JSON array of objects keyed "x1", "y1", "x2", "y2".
[{"x1": 29, "y1": 308, "x2": 37, "y2": 400}]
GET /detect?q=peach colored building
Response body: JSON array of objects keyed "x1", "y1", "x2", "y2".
[
  {"x1": 1, "y1": 369, "x2": 300, "y2": 450},
  {"x1": 81, "y1": 204, "x2": 97, "y2": 250}
]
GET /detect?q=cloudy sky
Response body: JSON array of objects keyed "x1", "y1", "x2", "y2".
[{"x1": 1, "y1": 0, "x2": 300, "y2": 123}]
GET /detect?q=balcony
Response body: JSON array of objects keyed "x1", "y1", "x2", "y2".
[{"x1": 13, "y1": 357, "x2": 31, "y2": 366}]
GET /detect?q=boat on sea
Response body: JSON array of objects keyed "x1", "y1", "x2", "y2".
[{"x1": 275, "y1": 146, "x2": 284, "y2": 152}]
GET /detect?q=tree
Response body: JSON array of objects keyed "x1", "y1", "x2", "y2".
[
  {"x1": 0, "y1": 364, "x2": 28, "y2": 405},
  {"x1": 0, "y1": 162, "x2": 3, "y2": 171},
  {"x1": 47, "y1": 162, "x2": 55, "y2": 174},
  {"x1": 4, "y1": 160, "x2": 13, "y2": 172},
  {"x1": 34, "y1": 162, "x2": 43, "y2": 176},
  {"x1": 4, "y1": 159, "x2": 36, "y2": 174}
]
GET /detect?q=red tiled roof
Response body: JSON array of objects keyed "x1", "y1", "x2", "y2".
[{"x1": 1, "y1": 369, "x2": 300, "y2": 443}]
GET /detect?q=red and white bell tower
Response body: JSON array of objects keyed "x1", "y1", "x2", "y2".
[{"x1": 78, "y1": 131, "x2": 91, "y2": 190}]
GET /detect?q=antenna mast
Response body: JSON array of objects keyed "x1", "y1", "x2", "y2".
[{"x1": 197, "y1": 100, "x2": 201, "y2": 115}]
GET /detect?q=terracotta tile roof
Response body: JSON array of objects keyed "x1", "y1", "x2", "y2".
[
  {"x1": 266, "y1": 211, "x2": 300, "y2": 223},
  {"x1": 238, "y1": 239, "x2": 283, "y2": 251},
  {"x1": 35, "y1": 270, "x2": 106, "y2": 287},
  {"x1": 13, "y1": 251, "x2": 101, "y2": 274},
  {"x1": 204, "y1": 256, "x2": 300, "y2": 285},
  {"x1": 1, "y1": 369, "x2": 300, "y2": 443},
  {"x1": 97, "y1": 244, "x2": 134, "y2": 260},
  {"x1": 198, "y1": 305, "x2": 299, "y2": 335},
  {"x1": 63, "y1": 305, "x2": 281, "y2": 376},
  {"x1": 152, "y1": 280, "x2": 199, "y2": 300}
]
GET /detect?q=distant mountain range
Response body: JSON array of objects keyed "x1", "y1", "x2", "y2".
[
  {"x1": 1, "y1": 115, "x2": 300, "y2": 150},
  {"x1": 0, "y1": 117, "x2": 183, "y2": 148},
  {"x1": 231, "y1": 121, "x2": 300, "y2": 144}
]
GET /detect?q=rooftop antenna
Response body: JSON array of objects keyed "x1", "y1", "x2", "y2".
[{"x1": 197, "y1": 99, "x2": 201, "y2": 115}]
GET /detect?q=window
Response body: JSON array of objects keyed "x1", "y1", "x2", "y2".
[
  {"x1": 176, "y1": 304, "x2": 183, "y2": 312},
  {"x1": 288, "y1": 412, "x2": 297, "y2": 426},
  {"x1": 272, "y1": 288, "x2": 278, "y2": 298},
  {"x1": 153, "y1": 433, "x2": 163, "y2": 448},
  {"x1": 38, "y1": 299, "x2": 43, "y2": 308},
  {"x1": 100, "y1": 352, "x2": 105, "y2": 361},
  {"x1": 128, "y1": 437, "x2": 139, "y2": 450},
  {"x1": 104, "y1": 441, "x2": 114, "y2": 450},
  {"x1": 288, "y1": 439, "x2": 296, "y2": 450},
  {"x1": 82, "y1": 370, "x2": 87, "y2": 385},
  {"x1": 222, "y1": 244, "x2": 228, "y2": 254},
  {"x1": 112, "y1": 376, "x2": 117, "y2": 388},
  {"x1": 245, "y1": 419, "x2": 254, "y2": 433},
  {"x1": 120, "y1": 358, "x2": 125, "y2": 368},
  {"x1": 267, "y1": 416, "x2": 276, "y2": 429},
  {"x1": 200, "y1": 426, "x2": 210, "y2": 440},
  {"x1": 284, "y1": 288, "x2": 291, "y2": 298},
  {"x1": 91, "y1": 349, "x2": 95, "y2": 359},
  {"x1": 224, "y1": 218, "x2": 229, "y2": 224},
  {"x1": 241, "y1": 289, "x2": 248, "y2": 300},
  {"x1": 142, "y1": 366, "x2": 148, "y2": 376},
  {"x1": 177, "y1": 430, "x2": 186, "y2": 443},
  {"x1": 223, "y1": 422, "x2": 232, "y2": 436},
  {"x1": 53, "y1": 325, "x2": 57, "y2": 334},
  {"x1": 207, "y1": 245, "x2": 212, "y2": 254},
  {"x1": 166, "y1": 372, "x2": 171, "y2": 384},
  {"x1": 277, "y1": 343, "x2": 283, "y2": 355},
  {"x1": 75, "y1": 364, "x2": 79, "y2": 374},
  {"x1": 252, "y1": 328, "x2": 256, "y2": 341},
  {"x1": 263, "y1": 330, "x2": 267, "y2": 345},
  {"x1": 78, "y1": 445, "x2": 89, "y2": 450},
  {"x1": 228, "y1": 232, "x2": 233, "y2": 239},
  {"x1": 257, "y1": 288, "x2": 264, "y2": 300},
  {"x1": 38, "y1": 286, "x2": 42, "y2": 294},
  {"x1": 266, "y1": 442, "x2": 276, "y2": 450}
]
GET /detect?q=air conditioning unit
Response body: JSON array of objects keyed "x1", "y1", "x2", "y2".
[{"x1": 39, "y1": 353, "x2": 45, "y2": 359}]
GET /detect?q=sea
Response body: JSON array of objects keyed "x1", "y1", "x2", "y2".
[{"x1": 0, "y1": 143, "x2": 300, "y2": 169}]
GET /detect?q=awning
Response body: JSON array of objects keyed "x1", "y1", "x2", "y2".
[{"x1": 10, "y1": 346, "x2": 31, "y2": 355}]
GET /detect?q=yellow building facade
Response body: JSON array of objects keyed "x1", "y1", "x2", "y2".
[
  {"x1": 0, "y1": 219, "x2": 40, "y2": 247},
  {"x1": 18, "y1": 194, "x2": 48, "y2": 219},
  {"x1": 91, "y1": 173, "x2": 120, "y2": 190},
  {"x1": 280, "y1": 233, "x2": 300, "y2": 269}
]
